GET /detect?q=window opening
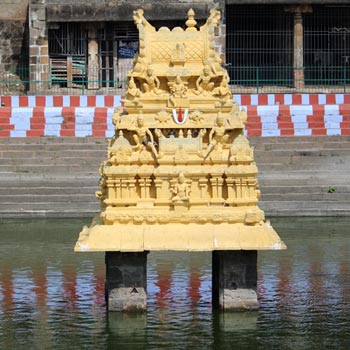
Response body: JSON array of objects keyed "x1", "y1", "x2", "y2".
[
  {"x1": 48, "y1": 23, "x2": 87, "y2": 88},
  {"x1": 226, "y1": 5, "x2": 293, "y2": 88},
  {"x1": 304, "y1": 5, "x2": 350, "y2": 86}
]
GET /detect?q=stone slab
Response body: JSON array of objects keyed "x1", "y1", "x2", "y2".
[{"x1": 75, "y1": 221, "x2": 286, "y2": 252}]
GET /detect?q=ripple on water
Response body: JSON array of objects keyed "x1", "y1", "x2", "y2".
[{"x1": 1, "y1": 218, "x2": 350, "y2": 349}]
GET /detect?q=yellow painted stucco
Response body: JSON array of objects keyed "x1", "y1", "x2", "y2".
[{"x1": 75, "y1": 8, "x2": 286, "y2": 252}]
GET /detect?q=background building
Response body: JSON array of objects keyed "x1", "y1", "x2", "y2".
[{"x1": 0, "y1": 0, "x2": 349, "y2": 94}]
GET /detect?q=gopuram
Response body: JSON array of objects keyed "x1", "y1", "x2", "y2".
[{"x1": 75, "y1": 8, "x2": 286, "y2": 312}]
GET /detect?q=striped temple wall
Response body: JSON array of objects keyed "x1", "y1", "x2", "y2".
[{"x1": 0, "y1": 94, "x2": 349, "y2": 138}]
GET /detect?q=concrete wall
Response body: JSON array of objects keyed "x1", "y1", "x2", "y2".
[{"x1": 0, "y1": 94, "x2": 349, "y2": 137}]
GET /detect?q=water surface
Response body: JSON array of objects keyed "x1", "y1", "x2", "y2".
[{"x1": 0, "y1": 217, "x2": 349, "y2": 349}]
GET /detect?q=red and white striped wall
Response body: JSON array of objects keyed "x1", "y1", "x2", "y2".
[
  {"x1": 0, "y1": 94, "x2": 349, "y2": 137},
  {"x1": 0, "y1": 96, "x2": 120, "y2": 138},
  {"x1": 0, "y1": 95, "x2": 120, "y2": 108},
  {"x1": 0, "y1": 106, "x2": 116, "y2": 137},
  {"x1": 242, "y1": 103, "x2": 350, "y2": 137},
  {"x1": 232, "y1": 93, "x2": 350, "y2": 106}
]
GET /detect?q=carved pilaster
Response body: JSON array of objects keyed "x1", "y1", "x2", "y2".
[
  {"x1": 210, "y1": 175, "x2": 225, "y2": 205},
  {"x1": 137, "y1": 176, "x2": 154, "y2": 206}
]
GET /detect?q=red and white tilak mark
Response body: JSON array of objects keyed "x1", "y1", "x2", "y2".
[{"x1": 172, "y1": 107, "x2": 189, "y2": 125}]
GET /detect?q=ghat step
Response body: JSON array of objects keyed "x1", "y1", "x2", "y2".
[{"x1": 0, "y1": 136, "x2": 349, "y2": 217}]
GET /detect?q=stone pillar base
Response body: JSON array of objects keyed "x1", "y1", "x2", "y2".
[
  {"x1": 105, "y1": 251, "x2": 148, "y2": 312},
  {"x1": 294, "y1": 67, "x2": 304, "y2": 89},
  {"x1": 212, "y1": 250, "x2": 259, "y2": 311}
]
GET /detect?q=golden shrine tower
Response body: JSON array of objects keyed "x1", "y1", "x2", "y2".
[{"x1": 75, "y1": 9, "x2": 286, "y2": 312}]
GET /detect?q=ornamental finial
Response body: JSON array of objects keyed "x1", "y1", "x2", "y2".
[{"x1": 186, "y1": 8, "x2": 197, "y2": 31}]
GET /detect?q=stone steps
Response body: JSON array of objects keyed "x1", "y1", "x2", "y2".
[
  {"x1": 0, "y1": 156, "x2": 104, "y2": 166},
  {"x1": 253, "y1": 142, "x2": 350, "y2": 151},
  {"x1": 251, "y1": 138, "x2": 350, "y2": 152},
  {"x1": 255, "y1": 149, "x2": 350, "y2": 157},
  {"x1": 0, "y1": 135, "x2": 349, "y2": 217},
  {"x1": 259, "y1": 185, "x2": 350, "y2": 194},
  {"x1": 257, "y1": 162, "x2": 350, "y2": 171},
  {"x1": 0, "y1": 156, "x2": 347, "y2": 169},
  {"x1": 261, "y1": 192, "x2": 350, "y2": 201},
  {"x1": 0, "y1": 186, "x2": 97, "y2": 195},
  {"x1": 260, "y1": 201, "x2": 350, "y2": 217},
  {"x1": 0, "y1": 203, "x2": 100, "y2": 218},
  {"x1": 0, "y1": 144, "x2": 107, "y2": 153},
  {"x1": 0, "y1": 193, "x2": 97, "y2": 202},
  {"x1": 0, "y1": 136, "x2": 108, "y2": 143},
  {"x1": 0, "y1": 167, "x2": 344, "y2": 178},
  {"x1": 0, "y1": 175, "x2": 98, "y2": 183},
  {"x1": 2, "y1": 149, "x2": 348, "y2": 161}
]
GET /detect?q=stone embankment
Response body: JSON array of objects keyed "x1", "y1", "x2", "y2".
[
  {"x1": 251, "y1": 136, "x2": 350, "y2": 216},
  {"x1": 0, "y1": 135, "x2": 349, "y2": 218}
]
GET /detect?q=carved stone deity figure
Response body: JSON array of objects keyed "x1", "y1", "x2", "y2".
[
  {"x1": 126, "y1": 77, "x2": 141, "y2": 102},
  {"x1": 170, "y1": 43, "x2": 186, "y2": 67},
  {"x1": 133, "y1": 114, "x2": 158, "y2": 158},
  {"x1": 213, "y1": 72, "x2": 232, "y2": 101},
  {"x1": 133, "y1": 53, "x2": 147, "y2": 74},
  {"x1": 143, "y1": 68, "x2": 162, "y2": 95},
  {"x1": 202, "y1": 113, "x2": 229, "y2": 159},
  {"x1": 172, "y1": 172, "x2": 190, "y2": 202},
  {"x1": 112, "y1": 106, "x2": 124, "y2": 130},
  {"x1": 171, "y1": 75, "x2": 187, "y2": 97},
  {"x1": 169, "y1": 74, "x2": 187, "y2": 106},
  {"x1": 195, "y1": 65, "x2": 215, "y2": 95}
]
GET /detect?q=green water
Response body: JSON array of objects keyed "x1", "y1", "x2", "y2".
[{"x1": 0, "y1": 217, "x2": 349, "y2": 349}]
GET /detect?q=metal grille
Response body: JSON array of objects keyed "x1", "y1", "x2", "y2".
[
  {"x1": 226, "y1": 5, "x2": 294, "y2": 87},
  {"x1": 48, "y1": 23, "x2": 87, "y2": 88},
  {"x1": 113, "y1": 22, "x2": 138, "y2": 41},
  {"x1": 304, "y1": 6, "x2": 350, "y2": 86},
  {"x1": 112, "y1": 22, "x2": 138, "y2": 89},
  {"x1": 98, "y1": 24, "x2": 115, "y2": 88},
  {"x1": 49, "y1": 23, "x2": 87, "y2": 57}
]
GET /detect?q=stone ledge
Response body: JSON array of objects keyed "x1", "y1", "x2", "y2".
[
  {"x1": 75, "y1": 221, "x2": 286, "y2": 252},
  {"x1": 46, "y1": 3, "x2": 212, "y2": 22}
]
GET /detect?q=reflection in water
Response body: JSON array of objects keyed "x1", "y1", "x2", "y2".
[
  {"x1": 0, "y1": 217, "x2": 350, "y2": 349},
  {"x1": 108, "y1": 313, "x2": 147, "y2": 349}
]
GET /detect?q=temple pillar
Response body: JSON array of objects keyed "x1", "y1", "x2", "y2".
[
  {"x1": 105, "y1": 252, "x2": 148, "y2": 312},
  {"x1": 88, "y1": 27, "x2": 99, "y2": 90},
  {"x1": 293, "y1": 10, "x2": 304, "y2": 89},
  {"x1": 212, "y1": 250, "x2": 259, "y2": 310},
  {"x1": 286, "y1": 5, "x2": 312, "y2": 89}
]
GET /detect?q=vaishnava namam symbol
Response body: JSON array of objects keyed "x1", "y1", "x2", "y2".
[{"x1": 172, "y1": 107, "x2": 189, "y2": 125}]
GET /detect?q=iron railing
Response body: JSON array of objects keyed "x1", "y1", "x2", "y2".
[
  {"x1": 227, "y1": 65, "x2": 350, "y2": 93},
  {"x1": 0, "y1": 64, "x2": 349, "y2": 95}
]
